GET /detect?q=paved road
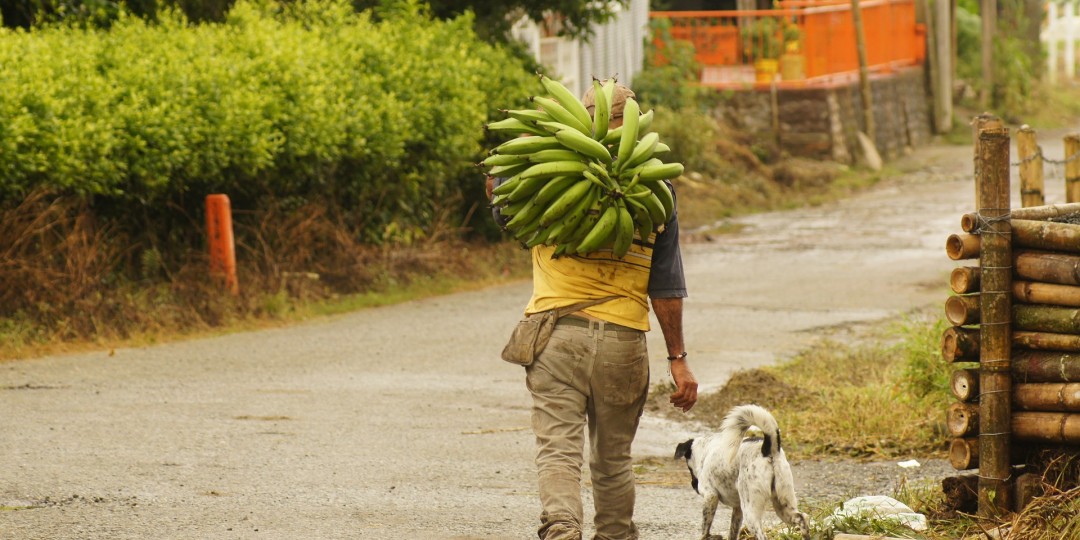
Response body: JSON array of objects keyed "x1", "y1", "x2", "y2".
[{"x1": 1, "y1": 128, "x2": 1075, "y2": 539}]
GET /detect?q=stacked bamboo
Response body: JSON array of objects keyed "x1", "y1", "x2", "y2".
[{"x1": 943, "y1": 119, "x2": 1080, "y2": 516}]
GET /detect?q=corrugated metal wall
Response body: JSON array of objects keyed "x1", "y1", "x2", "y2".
[{"x1": 510, "y1": 0, "x2": 649, "y2": 98}]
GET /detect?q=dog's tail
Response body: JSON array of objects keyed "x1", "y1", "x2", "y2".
[{"x1": 718, "y1": 404, "x2": 782, "y2": 463}]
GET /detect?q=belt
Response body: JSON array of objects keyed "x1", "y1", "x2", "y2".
[{"x1": 557, "y1": 315, "x2": 641, "y2": 335}]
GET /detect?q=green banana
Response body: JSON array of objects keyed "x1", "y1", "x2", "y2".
[
  {"x1": 622, "y1": 132, "x2": 660, "y2": 171},
  {"x1": 519, "y1": 160, "x2": 589, "y2": 180},
  {"x1": 601, "y1": 125, "x2": 624, "y2": 145},
  {"x1": 591, "y1": 78, "x2": 610, "y2": 142},
  {"x1": 493, "y1": 136, "x2": 562, "y2": 155},
  {"x1": 487, "y1": 162, "x2": 532, "y2": 179},
  {"x1": 648, "y1": 181, "x2": 675, "y2": 220},
  {"x1": 535, "y1": 120, "x2": 584, "y2": 135},
  {"x1": 637, "y1": 109, "x2": 654, "y2": 133},
  {"x1": 506, "y1": 175, "x2": 551, "y2": 203},
  {"x1": 525, "y1": 223, "x2": 556, "y2": 248},
  {"x1": 618, "y1": 158, "x2": 663, "y2": 182},
  {"x1": 554, "y1": 129, "x2": 612, "y2": 164},
  {"x1": 499, "y1": 196, "x2": 531, "y2": 218},
  {"x1": 485, "y1": 117, "x2": 547, "y2": 136},
  {"x1": 482, "y1": 153, "x2": 528, "y2": 168},
  {"x1": 611, "y1": 201, "x2": 635, "y2": 258},
  {"x1": 637, "y1": 162, "x2": 684, "y2": 182},
  {"x1": 540, "y1": 74, "x2": 593, "y2": 136},
  {"x1": 491, "y1": 174, "x2": 523, "y2": 196},
  {"x1": 601, "y1": 77, "x2": 616, "y2": 107},
  {"x1": 506, "y1": 196, "x2": 547, "y2": 234},
  {"x1": 614, "y1": 98, "x2": 640, "y2": 172},
  {"x1": 632, "y1": 186, "x2": 668, "y2": 224},
  {"x1": 624, "y1": 196, "x2": 655, "y2": 241},
  {"x1": 532, "y1": 175, "x2": 580, "y2": 207},
  {"x1": 576, "y1": 204, "x2": 619, "y2": 255},
  {"x1": 582, "y1": 169, "x2": 608, "y2": 190},
  {"x1": 539, "y1": 179, "x2": 592, "y2": 227},
  {"x1": 503, "y1": 108, "x2": 552, "y2": 124},
  {"x1": 528, "y1": 149, "x2": 584, "y2": 163},
  {"x1": 653, "y1": 142, "x2": 671, "y2": 154},
  {"x1": 552, "y1": 184, "x2": 599, "y2": 242},
  {"x1": 531, "y1": 96, "x2": 590, "y2": 137},
  {"x1": 566, "y1": 199, "x2": 603, "y2": 249}
]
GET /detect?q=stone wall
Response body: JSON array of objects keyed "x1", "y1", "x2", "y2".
[{"x1": 714, "y1": 67, "x2": 933, "y2": 164}]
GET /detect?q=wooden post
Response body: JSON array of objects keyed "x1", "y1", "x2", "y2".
[
  {"x1": 1017, "y1": 126, "x2": 1044, "y2": 207},
  {"x1": 979, "y1": 0, "x2": 995, "y2": 109},
  {"x1": 1066, "y1": 133, "x2": 1080, "y2": 203},
  {"x1": 977, "y1": 126, "x2": 1012, "y2": 517},
  {"x1": 1013, "y1": 331, "x2": 1080, "y2": 352},
  {"x1": 206, "y1": 194, "x2": 239, "y2": 296},
  {"x1": 851, "y1": 0, "x2": 875, "y2": 143},
  {"x1": 1013, "y1": 219, "x2": 1080, "y2": 253},
  {"x1": 971, "y1": 114, "x2": 1004, "y2": 205}
]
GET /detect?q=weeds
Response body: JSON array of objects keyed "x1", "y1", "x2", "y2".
[{"x1": 653, "y1": 312, "x2": 950, "y2": 459}]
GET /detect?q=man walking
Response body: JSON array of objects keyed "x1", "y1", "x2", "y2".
[{"x1": 490, "y1": 83, "x2": 697, "y2": 540}]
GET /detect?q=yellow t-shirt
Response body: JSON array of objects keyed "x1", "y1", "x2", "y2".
[{"x1": 525, "y1": 236, "x2": 656, "y2": 331}]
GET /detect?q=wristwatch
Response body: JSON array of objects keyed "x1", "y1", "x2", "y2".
[{"x1": 666, "y1": 352, "x2": 688, "y2": 361}]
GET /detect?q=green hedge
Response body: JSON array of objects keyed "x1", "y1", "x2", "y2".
[{"x1": 0, "y1": 1, "x2": 537, "y2": 242}]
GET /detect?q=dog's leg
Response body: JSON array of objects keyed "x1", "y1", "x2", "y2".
[
  {"x1": 727, "y1": 507, "x2": 742, "y2": 540},
  {"x1": 700, "y1": 490, "x2": 720, "y2": 540},
  {"x1": 739, "y1": 491, "x2": 769, "y2": 540}
]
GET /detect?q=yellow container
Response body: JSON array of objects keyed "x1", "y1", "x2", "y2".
[{"x1": 754, "y1": 59, "x2": 779, "y2": 83}]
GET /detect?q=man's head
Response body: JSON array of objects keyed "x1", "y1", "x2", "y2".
[{"x1": 580, "y1": 80, "x2": 635, "y2": 128}]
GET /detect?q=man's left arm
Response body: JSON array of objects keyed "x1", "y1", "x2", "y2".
[{"x1": 648, "y1": 181, "x2": 697, "y2": 412}]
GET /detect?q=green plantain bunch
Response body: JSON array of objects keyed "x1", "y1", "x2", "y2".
[{"x1": 482, "y1": 74, "x2": 683, "y2": 258}]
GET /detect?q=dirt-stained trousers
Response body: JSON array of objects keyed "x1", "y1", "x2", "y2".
[{"x1": 525, "y1": 318, "x2": 650, "y2": 540}]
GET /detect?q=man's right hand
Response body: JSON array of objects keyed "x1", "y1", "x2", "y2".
[{"x1": 485, "y1": 175, "x2": 495, "y2": 200}]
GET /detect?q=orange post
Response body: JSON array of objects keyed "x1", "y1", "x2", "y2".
[{"x1": 206, "y1": 194, "x2": 239, "y2": 295}]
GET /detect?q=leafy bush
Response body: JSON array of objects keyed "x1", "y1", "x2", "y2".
[{"x1": 0, "y1": 1, "x2": 537, "y2": 244}]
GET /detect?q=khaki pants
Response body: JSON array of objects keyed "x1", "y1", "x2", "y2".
[{"x1": 525, "y1": 319, "x2": 650, "y2": 540}]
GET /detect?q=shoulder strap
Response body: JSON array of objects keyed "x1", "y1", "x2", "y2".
[{"x1": 552, "y1": 295, "x2": 620, "y2": 320}]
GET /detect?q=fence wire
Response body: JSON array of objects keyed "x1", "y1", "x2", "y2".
[{"x1": 1011, "y1": 147, "x2": 1080, "y2": 167}]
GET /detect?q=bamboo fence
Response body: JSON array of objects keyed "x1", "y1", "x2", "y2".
[{"x1": 943, "y1": 120, "x2": 1080, "y2": 516}]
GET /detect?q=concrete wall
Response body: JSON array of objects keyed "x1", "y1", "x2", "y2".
[{"x1": 715, "y1": 67, "x2": 933, "y2": 164}]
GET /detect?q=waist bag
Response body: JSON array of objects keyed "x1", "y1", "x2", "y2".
[{"x1": 500, "y1": 296, "x2": 619, "y2": 367}]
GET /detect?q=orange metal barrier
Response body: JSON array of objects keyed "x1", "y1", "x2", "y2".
[
  {"x1": 651, "y1": 0, "x2": 925, "y2": 87},
  {"x1": 206, "y1": 194, "x2": 239, "y2": 295}
]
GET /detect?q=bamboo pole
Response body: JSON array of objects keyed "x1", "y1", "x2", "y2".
[
  {"x1": 979, "y1": 0, "x2": 994, "y2": 109},
  {"x1": 943, "y1": 326, "x2": 980, "y2": 362},
  {"x1": 962, "y1": 203, "x2": 1080, "y2": 232},
  {"x1": 1013, "y1": 331, "x2": 1080, "y2": 351},
  {"x1": 1012, "y1": 350, "x2": 1080, "y2": 382},
  {"x1": 1017, "y1": 125, "x2": 1045, "y2": 207},
  {"x1": 952, "y1": 368, "x2": 979, "y2": 401},
  {"x1": 945, "y1": 294, "x2": 980, "y2": 326},
  {"x1": 950, "y1": 437, "x2": 979, "y2": 470},
  {"x1": 1013, "y1": 219, "x2": 1080, "y2": 254},
  {"x1": 1014, "y1": 304, "x2": 1080, "y2": 334},
  {"x1": 951, "y1": 266, "x2": 980, "y2": 294},
  {"x1": 946, "y1": 233, "x2": 981, "y2": 260},
  {"x1": 977, "y1": 126, "x2": 1012, "y2": 517},
  {"x1": 971, "y1": 114, "x2": 1004, "y2": 204},
  {"x1": 1066, "y1": 133, "x2": 1080, "y2": 203},
  {"x1": 1014, "y1": 280, "x2": 1080, "y2": 307},
  {"x1": 1014, "y1": 383, "x2": 1080, "y2": 411},
  {"x1": 1015, "y1": 250, "x2": 1080, "y2": 286},
  {"x1": 1013, "y1": 411, "x2": 1080, "y2": 443},
  {"x1": 948, "y1": 402, "x2": 980, "y2": 436}
]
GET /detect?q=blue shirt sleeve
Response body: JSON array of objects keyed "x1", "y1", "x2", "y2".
[{"x1": 647, "y1": 181, "x2": 688, "y2": 299}]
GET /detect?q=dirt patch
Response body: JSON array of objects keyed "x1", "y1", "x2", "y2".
[{"x1": 647, "y1": 368, "x2": 812, "y2": 429}]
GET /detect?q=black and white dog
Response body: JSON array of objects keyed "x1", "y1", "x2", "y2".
[{"x1": 674, "y1": 404, "x2": 810, "y2": 540}]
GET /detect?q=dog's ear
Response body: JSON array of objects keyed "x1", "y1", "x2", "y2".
[{"x1": 674, "y1": 439, "x2": 694, "y2": 460}]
